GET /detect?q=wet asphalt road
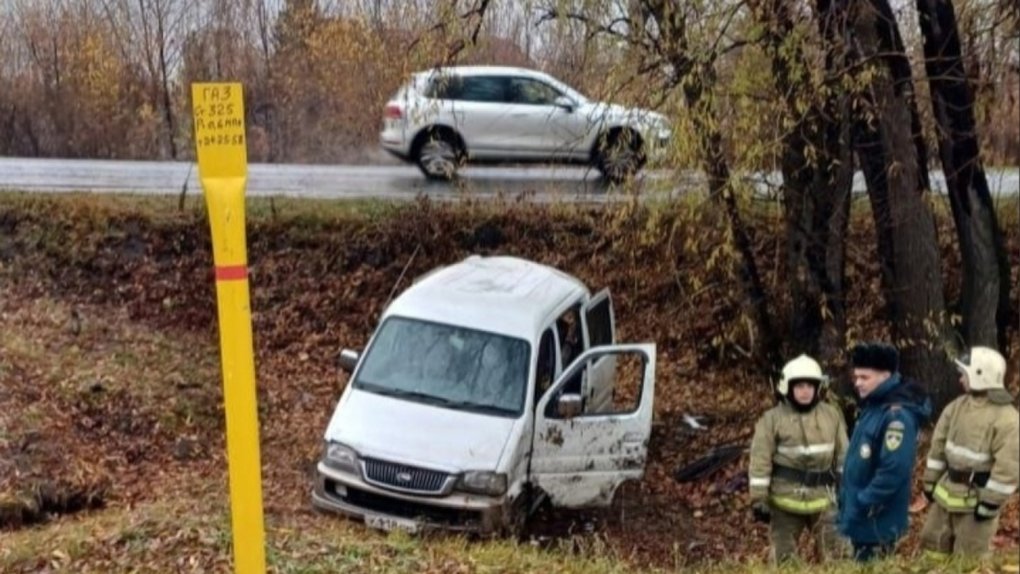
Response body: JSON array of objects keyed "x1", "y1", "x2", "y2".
[{"x1": 0, "y1": 157, "x2": 1016, "y2": 202}]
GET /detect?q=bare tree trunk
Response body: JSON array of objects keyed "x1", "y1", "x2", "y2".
[
  {"x1": 156, "y1": 5, "x2": 178, "y2": 159},
  {"x1": 814, "y1": 0, "x2": 858, "y2": 370},
  {"x1": 916, "y1": 0, "x2": 1011, "y2": 351},
  {"x1": 683, "y1": 65, "x2": 783, "y2": 370},
  {"x1": 755, "y1": 0, "x2": 853, "y2": 367},
  {"x1": 848, "y1": 0, "x2": 958, "y2": 413},
  {"x1": 255, "y1": 0, "x2": 276, "y2": 162},
  {"x1": 622, "y1": 0, "x2": 783, "y2": 373}
]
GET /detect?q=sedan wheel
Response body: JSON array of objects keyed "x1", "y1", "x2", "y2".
[
  {"x1": 597, "y1": 132, "x2": 644, "y2": 185},
  {"x1": 418, "y1": 137, "x2": 461, "y2": 180}
]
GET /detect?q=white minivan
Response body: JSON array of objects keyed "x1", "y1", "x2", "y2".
[{"x1": 312, "y1": 255, "x2": 656, "y2": 533}]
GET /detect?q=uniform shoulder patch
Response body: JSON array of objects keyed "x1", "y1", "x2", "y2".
[{"x1": 884, "y1": 427, "x2": 904, "y2": 451}]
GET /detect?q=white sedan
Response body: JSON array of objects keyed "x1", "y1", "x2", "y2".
[{"x1": 379, "y1": 66, "x2": 672, "y2": 183}]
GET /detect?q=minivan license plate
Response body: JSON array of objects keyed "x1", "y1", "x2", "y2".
[{"x1": 365, "y1": 514, "x2": 419, "y2": 534}]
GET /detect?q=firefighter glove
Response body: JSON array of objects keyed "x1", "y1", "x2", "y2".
[
  {"x1": 974, "y1": 502, "x2": 999, "y2": 522},
  {"x1": 751, "y1": 501, "x2": 771, "y2": 524}
]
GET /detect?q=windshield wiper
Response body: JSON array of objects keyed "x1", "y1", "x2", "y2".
[
  {"x1": 359, "y1": 383, "x2": 516, "y2": 415},
  {"x1": 433, "y1": 399, "x2": 516, "y2": 416},
  {"x1": 359, "y1": 384, "x2": 442, "y2": 404}
]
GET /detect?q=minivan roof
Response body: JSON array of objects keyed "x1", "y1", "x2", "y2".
[
  {"x1": 415, "y1": 65, "x2": 547, "y2": 77},
  {"x1": 384, "y1": 256, "x2": 590, "y2": 341}
]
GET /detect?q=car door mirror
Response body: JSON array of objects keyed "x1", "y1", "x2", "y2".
[
  {"x1": 554, "y1": 96, "x2": 576, "y2": 112},
  {"x1": 556, "y1": 393, "x2": 584, "y2": 418},
  {"x1": 338, "y1": 348, "x2": 360, "y2": 373}
]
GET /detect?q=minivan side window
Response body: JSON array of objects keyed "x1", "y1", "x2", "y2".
[
  {"x1": 555, "y1": 306, "x2": 584, "y2": 399},
  {"x1": 586, "y1": 297, "x2": 613, "y2": 347},
  {"x1": 555, "y1": 306, "x2": 583, "y2": 368},
  {"x1": 535, "y1": 328, "x2": 557, "y2": 405},
  {"x1": 546, "y1": 352, "x2": 646, "y2": 419}
]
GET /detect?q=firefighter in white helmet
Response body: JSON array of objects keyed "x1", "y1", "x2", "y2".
[
  {"x1": 748, "y1": 354, "x2": 849, "y2": 563},
  {"x1": 920, "y1": 346, "x2": 1019, "y2": 559}
]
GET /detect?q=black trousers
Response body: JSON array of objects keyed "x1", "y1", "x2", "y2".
[{"x1": 852, "y1": 542, "x2": 894, "y2": 562}]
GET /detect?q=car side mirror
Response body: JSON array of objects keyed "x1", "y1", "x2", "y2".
[
  {"x1": 554, "y1": 96, "x2": 576, "y2": 113},
  {"x1": 338, "y1": 348, "x2": 360, "y2": 373},
  {"x1": 556, "y1": 393, "x2": 583, "y2": 418}
]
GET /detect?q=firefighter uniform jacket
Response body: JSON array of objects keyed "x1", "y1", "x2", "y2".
[
  {"x1": 749, "y1": 401, "x2": 848, "y2": 514},
  {"x1": 923, "y1": 390, "x2": 1020, "y2": 516}
]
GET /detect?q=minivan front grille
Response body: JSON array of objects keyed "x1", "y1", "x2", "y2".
[{"x1": 362, "y1": 458, "x2": 449, "y2": 494}]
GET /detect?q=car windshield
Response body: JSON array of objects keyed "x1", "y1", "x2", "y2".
[{"x1": 353, "y1": 317, "x2": 531, "y2": 417}]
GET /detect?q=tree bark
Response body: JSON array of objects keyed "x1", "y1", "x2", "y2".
[
  {"x1": 626, "y1": 0, "x2": 783, "y2": 373},
  {"x1": 157, "y1": 12, "x2": 178, "y2": 160},
  {"x1": 848, "y1": 0, "x2": 958, "y2": 414},
  {"x1": 814, "y1": 1, "x2": 856, "y2": 368},
  {"x1": 916, "y1": 0, "x2": 1011, "y2": 351},
  {"x1": 755, "y1": 0, "x2": 853, "y2": 367},
  {"x1": 682, "y1": 64, "x2": 783, "y2": 371}
]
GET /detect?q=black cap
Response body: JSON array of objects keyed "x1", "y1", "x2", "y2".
[{"x1": 851, "y1": 342, "x2": 899, "y2": 373}]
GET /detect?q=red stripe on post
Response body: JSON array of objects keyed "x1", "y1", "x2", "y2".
[{"x1": 215, "y1": 265, "x2": 248, "y2": 281}]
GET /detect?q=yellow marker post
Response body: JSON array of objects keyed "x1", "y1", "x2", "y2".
[{"x1": 191, "y1": 82, "x2": 266, "y2": 574}]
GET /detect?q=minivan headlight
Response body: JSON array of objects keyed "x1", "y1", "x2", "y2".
[
  {"x1": 324, "y1": 442, "x2": 359, "y2": 474},
  {"x1": 458, "y1": 471, "x2": 507, "y2": 496}
]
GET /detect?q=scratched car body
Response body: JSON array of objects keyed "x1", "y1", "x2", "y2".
[
  {"x1": 312, "y1": 255, "x2": 656, "y2": 533},
  {"x1": 379, "y1": 65, "x2": 672, "y2": 183}
]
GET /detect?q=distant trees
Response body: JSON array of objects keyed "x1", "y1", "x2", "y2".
[{"x1": 0, "y1": 0, "x2": 534, "y2": 162}]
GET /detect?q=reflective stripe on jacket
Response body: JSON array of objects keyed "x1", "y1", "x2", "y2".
[
  {"x1": 748, "y1": 401, "x2": 848, "y2": 514},
  {"x1": 923, "y1": 390, "x2": 1020, "y2": 512}
]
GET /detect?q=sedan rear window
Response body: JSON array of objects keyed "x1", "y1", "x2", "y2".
[{"x1": 425, "y1": 75, "x2": 507, "y2": 103}]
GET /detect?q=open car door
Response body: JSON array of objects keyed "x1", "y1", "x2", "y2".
[
  {"x1": 580, "y1": 289, "x2": 616, "y2": 412},
  {"x1": 530, "y1": 343, "x2": 655, "y2": 508}
]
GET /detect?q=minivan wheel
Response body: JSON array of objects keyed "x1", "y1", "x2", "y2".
[
  {"x1": 503, "y1": 489, "x2": 534, "y2": 539},
  {"x1": 416, "y1": 132, "x2": 463, "y2": 181},
  {"x1": 596, "y1": 130, "x2": 644, "y2": 185}
]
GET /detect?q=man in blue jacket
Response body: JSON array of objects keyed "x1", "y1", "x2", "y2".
[{"x1": 838, "y1": 342, "x2": 932, "y2": 562}]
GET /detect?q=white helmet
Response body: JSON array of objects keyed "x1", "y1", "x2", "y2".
[
  {"x1": 778, "y1": 354, "x2": 825, "y2": 395},
  {"x1": 955, "y1": 346, "x2": 1007, "y2": 391}
]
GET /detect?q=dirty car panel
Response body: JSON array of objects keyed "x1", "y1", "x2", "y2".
[{"x1": 530, "y1": 344, "x2": 655, "y2": 508}]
